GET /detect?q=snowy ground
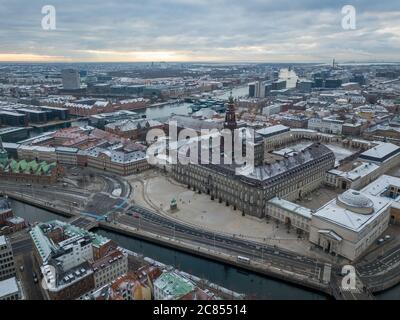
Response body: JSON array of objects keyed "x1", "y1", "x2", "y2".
[
  {"x1": 294, "y1": 186, "x2": 339, "y2": 211},
  {"x1": 126, "y1": 170, "x2": 320, "y2": 257},
  {"x1": 280, "y1": 141, "x2": 358, "y2": 166}
]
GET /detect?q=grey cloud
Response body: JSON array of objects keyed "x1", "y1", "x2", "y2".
[{"x1": 0, "y1": 0, "x2": 399, "y2": 62}]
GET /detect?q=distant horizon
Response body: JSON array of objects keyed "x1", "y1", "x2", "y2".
[
  {"x1": 2, "y1": 1, "x2": 399, "y2": 64},
  {"x1": 0, "y1": 60, "x2": 399, "y2": 65}
]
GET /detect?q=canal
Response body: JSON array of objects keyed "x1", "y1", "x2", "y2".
[{"x1": 8, "y1": 199, "x2": 399, "y2": 300}]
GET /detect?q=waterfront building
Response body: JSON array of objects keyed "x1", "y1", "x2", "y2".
[
  {"x1": 0, "y1": 111, "x2": 27, "y2": 127},
  {"x1": 0, "y1": 140, "x2": 62, "y2": 184},
  {"x1": 63, "y1": 102, "x2": 113, "y2": 116},
  {"x1": 30, "y1": 220, "x2": 117, "y2": 300},
  {"x1": 0, "y1": 199, "x2": 26, "y2": 235},
  {"x1": 266, "y1": 197, "x2": 312, "y2": 234},
  {"x1": 153, "y1": 271, "x2": 196, "y2": 300},
  {"x1": 86, "y1": 148, "x2": 149, "y2": 176},
  {"x1": 39, "y1": 106, "x2": 69, "y2": 121},
  {"x1": 85, "y1": 265, "x2": 162, "y2": 300},
  {"x1": 310, "y1": 175, "x2": 400, "y2": 261},
  {"x1": 296, "y1": 80, "x2": 313, "y2": 93},
  {"x1": 272, "y1": 80, "x2": 287, "y2": 90},
  {"x1": 169, "y1": 115, "x2": 224, "y2": 134},
  {"x1": 0, "y1": 127, "x2": 29, "y2": 142},
  {"x1": 17, "y1": 145, "x2": 57, "y2": 163},
  {"x1": 41, "y1": 262, "x2": 95, "y2": 300},
  {"x1": 172, "y1": 142, "x2": 335, "y2": 218},
  {"x1": 0, "y1": 236, "x2": 16, "y2": 281},
  {"x1": 89, "y1": 110, "x2": 140, "y2": 129},
  {"x1": 30, "y1": 220, "x2": 114, "y2": 266},
  {"x1": 0, "y1": 199, "x2": 13, "y2": 226},
  {"x1": 171, "y1": 99, "x2": 335, "y2": 218},
  {"x1": 91, "y1": 249, "x2": 128, "y2": 289},
  {"x1": 113, "y1": 98, "x2": 149, "y2": 111},
  {"x1": 55, "y1": 147, "x2": 79, "y2": 166}
]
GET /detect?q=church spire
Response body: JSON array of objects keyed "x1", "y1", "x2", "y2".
[{"x1": 224, "y1": 91, "x2": 237, "y2": 131}]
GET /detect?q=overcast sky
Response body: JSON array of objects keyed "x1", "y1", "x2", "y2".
[{"x1": 0, "y1": 0, "x2": 399, "y2": 63}]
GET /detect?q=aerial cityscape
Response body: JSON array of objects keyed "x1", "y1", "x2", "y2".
[{"x1": 0, "y1": 0, "x2": 399, "y2": 309}]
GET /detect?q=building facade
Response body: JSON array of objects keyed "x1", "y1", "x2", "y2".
[
  {"x1": 0, "y1": 236, "x2": 16, "y2": 281},
  {"x1": 171, "y1": 143, "x2": 335, "y2": 218},
  {"x1": 0, "y1": 277, "x2": 21, "y2": 300},
  {"x1": 61, "y1": 69, "x2": 81, "y2": 90},
  {"x1": 310, "y1": 175, "x2": 400, "y2": 261},
  {"x1": 92, "y1": 249, "x2": 128, "y2": 289}
]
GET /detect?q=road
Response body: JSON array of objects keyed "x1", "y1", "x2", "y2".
[
  {"x1": 4, "y1": 171, "x2": 398, "y2": 298},
  {"x1": 10, "y1": 230, "x2": 44, "y2": 300},
  {"x1": 0, "y1": 170, "x2": 131, "y2": 219},
  {"x1": 357, "y1": 246, "x2": 400, "y2": 290},
  {"x1": 117, "y1": 204, "x2": 326, "y2": 281}
]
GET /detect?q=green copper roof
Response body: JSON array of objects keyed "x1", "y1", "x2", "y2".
[
  {"x1": 30, "y1": 220, "x2": 111, "y2": 263},
  {"x1": 154, "y1": 272, "x2": 195, "y2": 299},
  {"x1": 0, "y1": 157, "x2": 57, "y2": 176}
]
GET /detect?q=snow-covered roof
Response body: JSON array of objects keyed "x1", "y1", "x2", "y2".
[
  {"x1": 313, "y1": 189, "x2": 391, "y2": 232},
  {"x1": 328, "y1": 162, "x2": 380, "y2": 182},
  {"x1": 0, "y1": 277, "x2": 19, "y2": 298},
  {"x1": 359, "y1": 142, "x2": 400, "y2": 162},
  {"x1": 243, "y1": 143, "x2": 333, "y2": 182},
  {"x1": 256, "y1": 125, "x2": 289, "y2": 137},
  {"x1": 361, "y1": 175, "x2": 400, "y2": 201},
  {"x1": 268, "y1": 197, "x2": 312, "y2": 219}
]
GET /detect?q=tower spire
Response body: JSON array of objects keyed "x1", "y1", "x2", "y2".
[{"x1": 224, "y1": 91, "x2": 237, "y2": 131}]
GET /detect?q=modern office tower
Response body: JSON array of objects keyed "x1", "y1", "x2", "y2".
[
  {"x1": 297, "y1": 80, "x2": 313, "y2": 92},
  {"x1": 272, "y1": 80, "x2": 287, "y2": 90},
  {"x1": 61, "y1": 69, "x2": 81, "y2": 90},
  {"x1": 264, "y1": 82, "x2": 273, "y2": 96},
  {"x1": 248, "y1": 83, "x2": 256, "y2": 97},
  {"x1": 325, "y1": 78, "x2": 342, "y2": 89},
  {"x1": 0, "y1": 235, "x2": 16, "y2": 281},
  {"x1": 248, "y1": 81, "x2": 264, "y2": 98}
]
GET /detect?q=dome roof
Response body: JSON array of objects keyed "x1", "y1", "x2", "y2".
[{"x1": 337, "y1": 190, "x2": 374, "y2": 215}]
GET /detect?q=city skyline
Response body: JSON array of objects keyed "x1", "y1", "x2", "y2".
[
  {"x1": 0, "y1": 0, "x2": 399, "y2": 63},
  {"x1": 1, "y1": 0, "x2": 400, "y2": 305}
]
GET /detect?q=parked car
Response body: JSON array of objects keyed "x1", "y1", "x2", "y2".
[
  {"x1": 19, "y1": 265, "x2": 24, "y2": 272},
  {"x1": 385, "y1": 235, "x2": 391, "y2": 240},
  {"x1": 377, "y1": 238, "x2": 385, "y2": 245}
]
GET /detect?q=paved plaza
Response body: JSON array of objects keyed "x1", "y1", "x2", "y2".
[{"x1": 127, "y1": 170, "x2": 324, "y2": 258}]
